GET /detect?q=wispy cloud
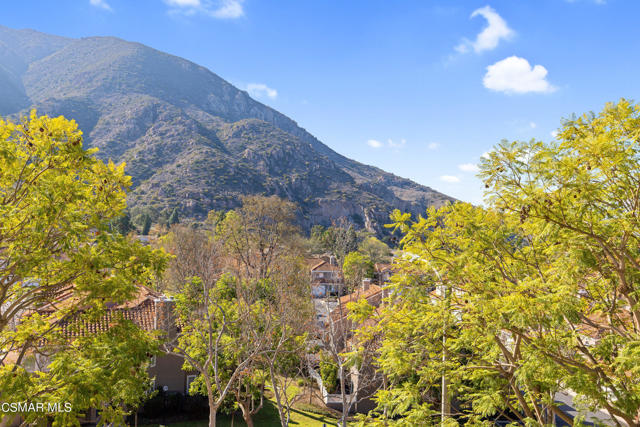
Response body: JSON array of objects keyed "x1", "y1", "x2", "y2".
[
  {"x1": 427, "y1": 142, "x2": 440, "y2": 150},
  {"x1": 90, "y1": 0, "x2": 113, "y2": 11},
  {"x1": 164, "y1": 0, "x2": 244, "y2": 19},
  {"x1": 565, "y1": 0, "x2": 606, "y2": 4},
  {"x1": 458, "y1": 163, "x2": 479, "y2": 173},
  {"x1": 246, "y1": 83, "x2": 277, "y2": 99},
  {"x1": 367, "y1": 139, "x2": 384, "y2": 149},
  {"x1": 483, "y1": 56, "x2": 556, "y2": 94},
  {"x1": 440, "y1": 175, "x2": 461, "y2": 183},
  {"x1": 455, "y1": 6, "x2": 514, "y2": 54},
  {"x1": 387, "y1": 138, "x2": 406, "y2": 149},
  {"x1": 366, "y1": 138, "x2": 407, "y2": 150}
]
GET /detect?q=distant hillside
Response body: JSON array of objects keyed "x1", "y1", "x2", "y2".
[{"x1": 0, "y1": 25, "x2": 454, "y2": 236}]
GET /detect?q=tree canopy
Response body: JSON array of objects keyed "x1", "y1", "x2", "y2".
[
  {"x1": 357, "y1": 99, "x2": 640, "y2": 426},
  {"x1": 0, "y1": 111, "x2": 167, "y2": 426}
]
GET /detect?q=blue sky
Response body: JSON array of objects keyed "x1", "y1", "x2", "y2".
[{"x1": 3, "y1": 0, "x2": 640, "y2": 204}]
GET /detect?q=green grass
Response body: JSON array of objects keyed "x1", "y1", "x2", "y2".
[{"x1": 139, "y1": 397, "x2": 339, "y2": 427}]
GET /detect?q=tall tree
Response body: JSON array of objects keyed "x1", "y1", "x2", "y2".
[
  {"x1": 160, "y1": 196, "x2": 312, "y2": 427},
  {"x1": 141, "y1": 213, "x2": 152, "y2": 236},
  {"x1": 0, "y1": 111, "x2": 167, "y2": 426},
  {"x1": 358, "y1": 236, "x2": 391, "y2": 264},
  {"x1": 217, "y1": 195, "x2": 298, "y2": 281},
  {"x1": 168, "y1": 207, "x2": 179, "y2": 226},
  {"x1": 342, "y1": 251, "x2": 374, "y2": 291},
  {"x1": 356, "y1": 99, "x2": 640, "y2": 426}
]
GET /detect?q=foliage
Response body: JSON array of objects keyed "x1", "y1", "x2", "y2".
[
  {"x1": 141, "y1": 213, "x2": 152, "y2": 235},
  {"x1": 308, "y1": 221, "x2": 359, "y2": 262},
  {"x1": 361, "y1": 99, "x2": 640, "y2": 426},
  {"x1": 111, "y1": 209, "x2": 135, "y2": 235},
  {"x1": 342, "y1": 251, "x2": 374, "y2": 290},
  {"x1": 168, "y1": 208, "x2": 180, "y2": 226},
  {"x1": 358, "y1": 236, "x2": 391, "y2": 264},
  {"x1": 162, "y1": 196, "x2": 312, "y2": 427},
  {"x1": 0, "y1": 111, "x2": 167, "y2": 426},
  {"x1": 319, "y1": 357, "x2": 339, "y2": 394}
]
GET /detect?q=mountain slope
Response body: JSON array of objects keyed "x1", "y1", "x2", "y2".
[{"x1": 0, "y1": 25, "x2": 454, "y2": 235}]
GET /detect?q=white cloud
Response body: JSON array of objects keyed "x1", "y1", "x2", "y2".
[
  {"x1": 246, "y1": 83, "x2": 277, "y2": 99},
  {"x1": 367, "y1": 138, "x2": 407, "y2": 149},
  {"x1": 458, "y1": 163, "x2": 479, "y2": 173},
  {"x1": 455, "y1": 6, "x2": 514, "y2": 54},
  {"x1": 90, "y1": 0, "x2": 112, "y2": 11},
  {"x1": 387, "y1": 138, "x2": 406, "y2": 149},
  {"x1": 427, "y1": 142, "x2": 440, "y2": 150},
  {"x1": 551, "y1": 130, "x2": 559, "y2": 138},
  {"x1": 166, "y1": 0, "x2": 200, "y2": 5},
  {"x1": 565, "y1": 0, "x2": 606, "y2": 4},
  {"x1": 440, "y1": 175, "x2": 461, "y2": 183},
  {"x1": 529, "y1": 122, "x2": 537, "y2": 129},
  {"x1": 483, "y1": 56, "x2": 556, "y2": 94},
  {"x1": 164, "y1": 0, "x2": 244, "y2": 18}
]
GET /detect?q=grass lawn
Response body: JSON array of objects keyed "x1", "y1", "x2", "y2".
[{"x1": 139, "y1": 397, "x2": 339, "y2": 427}]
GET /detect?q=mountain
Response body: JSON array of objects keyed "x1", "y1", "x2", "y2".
[{"x1": 0, "y1": 25, "x2": 454, "y2": 235}]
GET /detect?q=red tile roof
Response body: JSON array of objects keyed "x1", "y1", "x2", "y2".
[{"x1": 34, "y1": 285, "x2": 167, "y2": 339}]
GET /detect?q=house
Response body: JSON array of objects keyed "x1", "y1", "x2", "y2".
[
  {"x1": 308, "y1": 255, "x2": 345, "y2": 297},
  {"x1": 10, "y1": 285, "x2": 194, "y2": 425}
]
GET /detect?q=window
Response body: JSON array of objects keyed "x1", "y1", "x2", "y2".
[{"x1": 186, "y1": 375, "x2": 197, "y2": 395}]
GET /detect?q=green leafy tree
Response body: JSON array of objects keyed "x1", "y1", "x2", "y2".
[
  {"x1": 141, "y1": 213, "x2": 152, "y2": 235},
  {"x1": 357, "y1": 236, "x2": 391, "y2": 264},
  {"x1": 168, "y1": 207, "x2": 179, "y2": 226},
  {"x1": 111, "y1": 209, "x2": 135, "y2": 235},
  {"x1": 162, "y1": 196, "x2": 312, "y2": 427},
  {"x1": 319, "y1": 356, "x2": 339, "y2": 394},
  {"x1": 356, "y1": 99, "x2": 640, "y2": 426},
  {"x1": 162, "y1": 275, "x2": 268, "y2": 427},
  {"x1": 342, "y1": 251, "x2": 374, "y2": 291},
  {"x1": 308, "y1": 221, "x2": 359, "y2": 263},
  {"x1": 0, "y1": 111, "x2": 167, "y2": 426}
]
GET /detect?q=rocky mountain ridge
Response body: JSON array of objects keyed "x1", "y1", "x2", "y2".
[{"x1": 0, "y1": 25, "x2": 454, "y2": 235}]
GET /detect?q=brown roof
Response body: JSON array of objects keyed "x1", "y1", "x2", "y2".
[
  {"x1": 331, "y1": 284, "x2": 383, "y2": 322},
  {"x1": 33, "y1": 285, "x2": 167, "y2": 339},
  {"x1": 310, "y1": 260, "x2": 341, "y2": 272}
]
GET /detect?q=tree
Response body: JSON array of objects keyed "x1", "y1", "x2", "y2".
[
  {"x1": 342, "y1": 251, "x2": 374, "y2": 291},
  {"x1": 327, "y1": 221, "x2": 359, "y2": 264},
  {"x1": 161, "y1": 196, "x2": 312, "y2": 427},
  {"x1": 217, "y1": 195, "x2": 299, "y2": 281},
  {"x1": 357, "y1": 99, "x2": 640, "y2": 426},
  {"x1": 111, "y1": 209, "x2": 135, "y2": 235},
  {"x1": 319, "y1": 284, "x2": 383, "y2": 427},
  {"x1": 158, "y1": 224, "x2": 221, "y2": 293},
  {"x1": 141, "y1": 213, "x2": 152, "y2": 235},
  {"x1": 168, "y1": 207, "x2": 179, "y2": 226},
  {"x1": 162, "y1": 275, "x2": 269, "y2": 427},
  {"x1": 358, "y1": 236, "x2": 391, "y2": 264},
  {"x1": 0, "y1": 111, "x2": 167, "y2": 426},
  {"x1": 308, "y1": 220, "x2": 359, "y2": 263}
]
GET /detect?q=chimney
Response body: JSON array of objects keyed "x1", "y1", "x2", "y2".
[
  {"x1": 329, "y1": 256, "x2": 337, "y2": 266},
  {"x1": 362, "y1": 278, "x2": 371, "y2": 292}
]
